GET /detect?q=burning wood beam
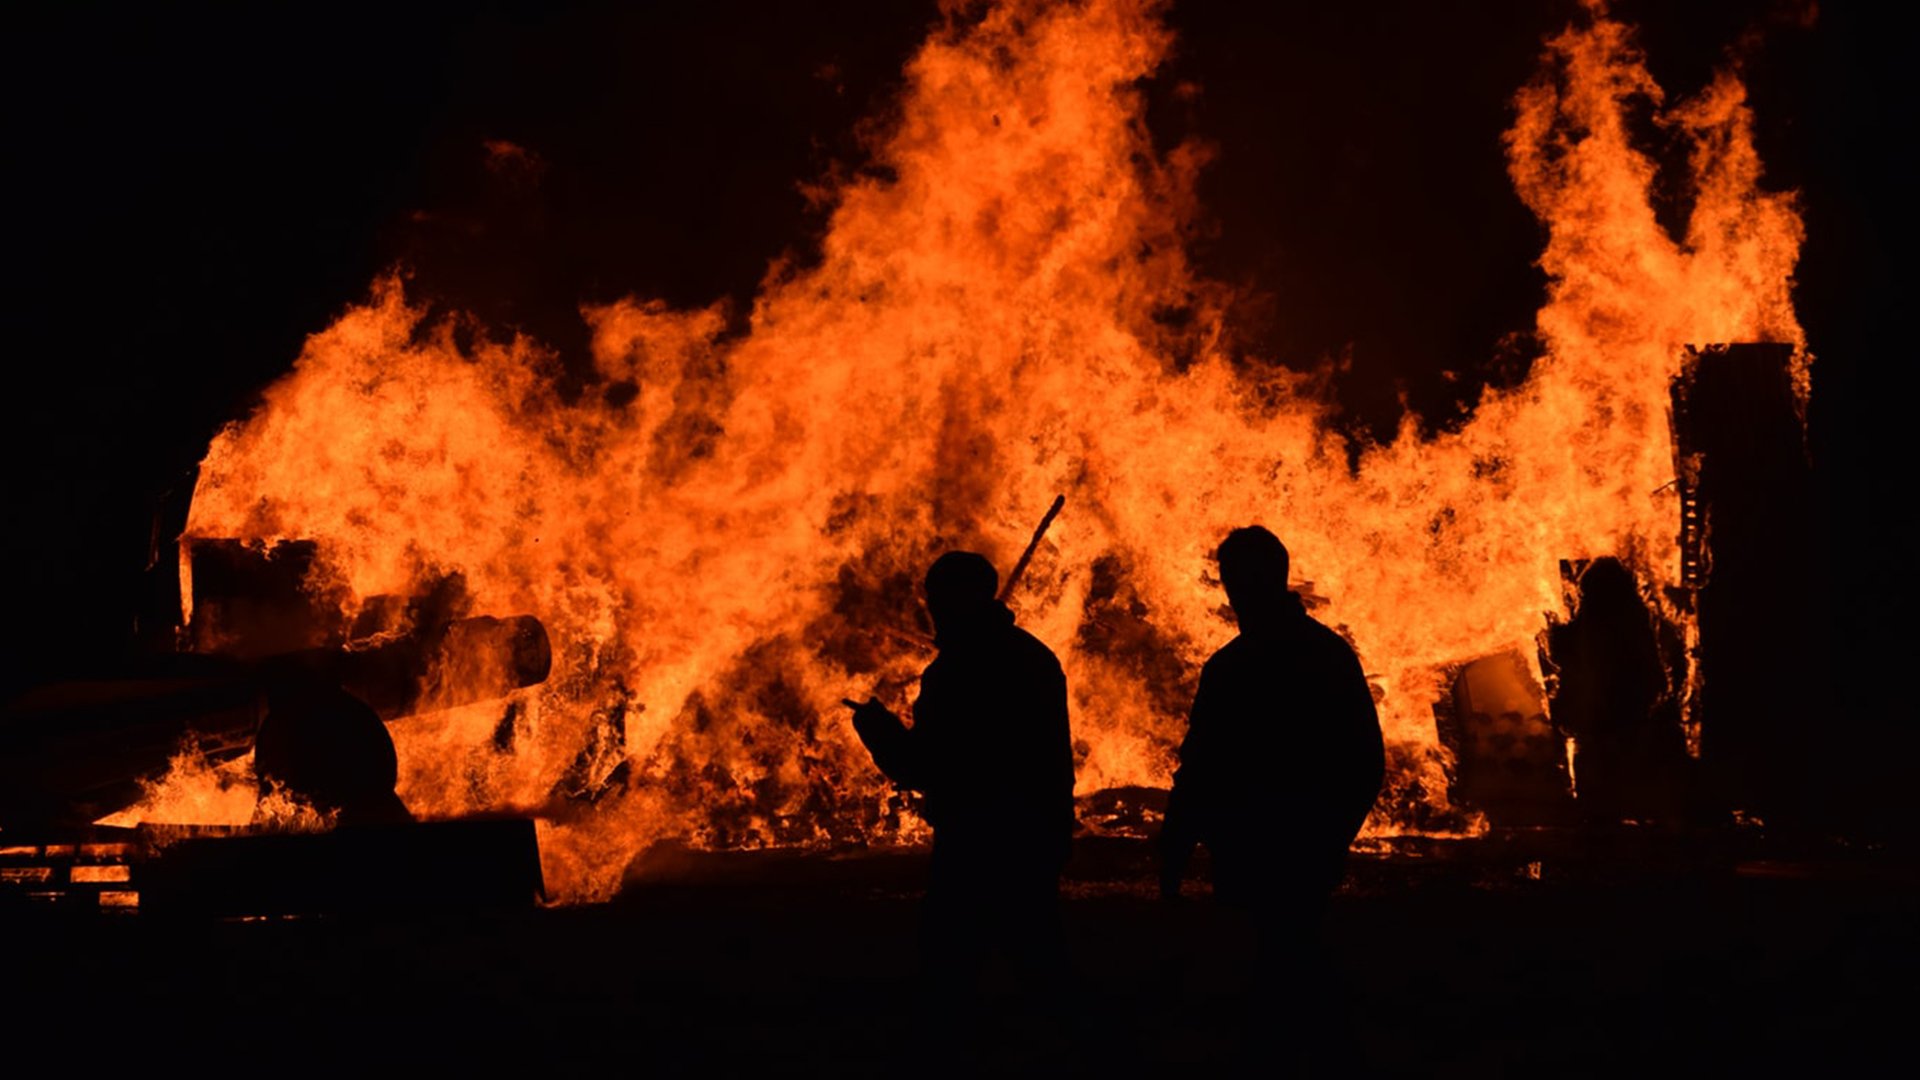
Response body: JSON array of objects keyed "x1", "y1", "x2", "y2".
[{"x1": 0, "y1": 613, "x2": 552, "y2": 829}]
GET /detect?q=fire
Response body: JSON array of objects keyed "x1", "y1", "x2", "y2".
[
  {"x1": 98, "y1": 742, "x2": 260, "y2": 828},
  {"x1": 123, "y1": 0, "x2": 1804, "y2": 902},
  {"x1": 97, "y1": 743, "x2": 335, "y2": 832}
]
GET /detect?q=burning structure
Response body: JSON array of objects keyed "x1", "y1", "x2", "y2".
[
  {"x1": 8, "y1": 0, "x2": 1889, "y2": 920},
  {"x1": 7, "y1": 4, "x2": 1910, "y2": 1072}
]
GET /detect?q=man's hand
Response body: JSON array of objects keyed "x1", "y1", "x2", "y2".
[{"x1": 844, "y1": 695, "x2": 923, "y2": 790}]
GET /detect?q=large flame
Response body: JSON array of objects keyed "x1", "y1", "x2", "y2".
[{"x1": 132, "y1": 0, "x2": 1804, "y2": 901}]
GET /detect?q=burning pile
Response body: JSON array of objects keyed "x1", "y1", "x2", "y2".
[{"x1": 119, "y1": 0, "x2": 1805, "y2": 901}]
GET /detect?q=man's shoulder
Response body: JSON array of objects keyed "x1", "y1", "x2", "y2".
[
  {"x1": 1204, "y1": 618, "x2": 1360, "y2": 668},
  {"x1": 1301, "y1": 615, "x2": 1362, "y2": 661},
  {"x1": 1198, "y1": 634, "x2": 1261, "y2": 686},
  {"x1": 1005, "y1": 624, "x2": 1065, "y2": 675},
  {"x1": 1202, "y1": 634, "x2": 1251, "y2": 667}
]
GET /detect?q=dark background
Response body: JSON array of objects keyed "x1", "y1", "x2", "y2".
[{"x1": 3, "y1": 1, "x2": 1905, "y2": 727}]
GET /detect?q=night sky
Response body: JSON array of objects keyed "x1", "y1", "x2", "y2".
[{"x1": 3, "y1": 1, "x2": 1904, "y2": 698}]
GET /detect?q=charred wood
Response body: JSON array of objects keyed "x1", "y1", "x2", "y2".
[
  {"x1": 137, "y1": 817, "x2": 544, "y2": 917},
  {"x1": 0, "y1": 615, "x2": 551, "y2": 828},
  {"x1": 1672, "y1": 343, "x2": 1822, "y2": 822}
]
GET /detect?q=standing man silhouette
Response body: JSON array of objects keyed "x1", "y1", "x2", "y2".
[
  {"x1": 1160, "y1": 526, "x2": 1383, "y2": 919},
  {"x1": 1546, "y1": 556, "x2": 1688, "y2": 823},
  {"x1": 848, "y1": 550, "x2": 1076, "y2": 1014}
]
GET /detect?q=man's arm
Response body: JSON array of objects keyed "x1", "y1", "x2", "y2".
[
  {"x1": 1159, "y1": 661, "x2": 1218, "y2": 899},
  {"x1": 1159, "y1": 784, "x2": 1200, "y2": 900},
  {"x1": 849, "y1": 699, "x2": 933, "y2": 791},
  {"x1": 1337, "y1": 648, "x2": 1386, "y2": 835},
  {"x1": 1052, "y1": 657, "x2": 1082, "y2": 864}
]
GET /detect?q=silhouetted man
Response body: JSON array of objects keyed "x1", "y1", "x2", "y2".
[
  {"x1": 1161, "y1": 526, "x2": 1383, "y2": 914},
  {"x1": 848, "y1": 551, "x2": 1075, "y2": 1000},
  {"x1": 1546, "y1": 557, "x2": 1687, "y2": 822}
]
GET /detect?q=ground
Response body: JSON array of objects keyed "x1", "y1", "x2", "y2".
[{"x1": 7, "y1": 829, "x2": 1913, "y2": 1074}]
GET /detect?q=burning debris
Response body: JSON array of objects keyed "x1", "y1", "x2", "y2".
[
  {"x1": 0, "y1": 534, "x2": 551, "y2": 835},
  {"x1": 1433, "y1": 649, "x2": 1571, "y2": 827},
  {"x1": 0, "y1": 532, "x2": 555, "y2": 913}
]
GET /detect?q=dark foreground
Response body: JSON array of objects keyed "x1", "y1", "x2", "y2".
[{"x1": 8, "y1": 830, "x2": 1914, "y2": 1074}]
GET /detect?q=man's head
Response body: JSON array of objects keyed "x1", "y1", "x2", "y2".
[
  {"x1": 924, "y1": 550, "x2": 999, "y2": 633},
  {"x1": 1216, "y1": 526, "x2": 1290, "y2": 623}
]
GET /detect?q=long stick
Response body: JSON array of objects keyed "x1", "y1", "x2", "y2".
[{"x1": 998, "y1": 493, "x2": 1066, "y2": 603}]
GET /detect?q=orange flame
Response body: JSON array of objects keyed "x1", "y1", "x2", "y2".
[{"x1": 140, "y1": 0, "x2": 1803, "y2": 901}]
